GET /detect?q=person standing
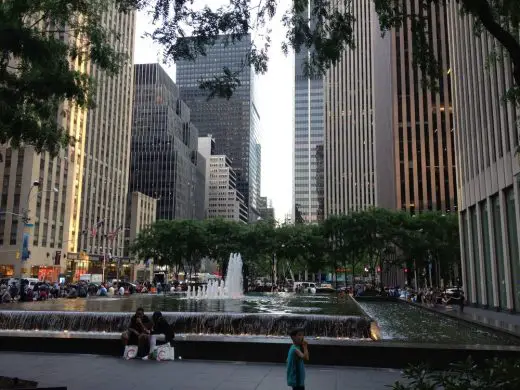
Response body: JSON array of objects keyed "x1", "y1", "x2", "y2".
[{"x1": 287, "y1": 328, "x2": 309, "y2": 390}]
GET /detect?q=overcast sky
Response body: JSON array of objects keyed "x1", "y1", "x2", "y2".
[{"x1": 133, "y1": 2, "x2": 294, "y2": 221}]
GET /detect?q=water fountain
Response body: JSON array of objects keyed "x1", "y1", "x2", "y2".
[
  {"x1": 0, "y1": 310, "x2": 372, "y2": 338},
  {"x1": 187, "y1": 253, "x2": 244, "y2": 300},
  {"x1": 0, "y1": 252, "x2": 378, "y2": 340}
]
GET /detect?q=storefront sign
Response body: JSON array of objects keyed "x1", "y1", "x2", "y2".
[{"x1": 67, "y1": 253, "x2": 79, "y2": 260}]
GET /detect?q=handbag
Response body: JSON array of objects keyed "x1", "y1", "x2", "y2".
[
  {"x1": 155, "y1": 344, "x2": 175, "y2": 361},
  {"x1": 123, "y1": 345, "x2": 138, "y2": 360}
]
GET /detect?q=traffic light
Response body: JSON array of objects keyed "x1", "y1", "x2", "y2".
[{"x1": 404, "y1": 268, "x2": 408, "y2": 273}]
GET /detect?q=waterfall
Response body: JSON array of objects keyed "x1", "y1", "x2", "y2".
[{"x1": 0, "y1": 310, "x2": 372, "y2": 339}]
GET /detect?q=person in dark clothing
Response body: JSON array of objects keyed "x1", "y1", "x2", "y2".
[
  {"x1": 127, "y1": 308, "x2": 152, "y2": 356},
  {"x1": 149, "y1": 311, "x2": 174, "y2": 350}
]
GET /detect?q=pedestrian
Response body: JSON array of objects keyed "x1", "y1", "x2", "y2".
[{"x1": 286, "y1": 328, "x2": 309, "y2": 390}]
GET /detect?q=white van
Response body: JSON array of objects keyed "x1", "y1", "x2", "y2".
[
  {"x1": 294, "y1": 282, "x2": 317, "y2": 294},
  {"x1": 23, "y1": 278, "x2": 39, "y2": 290}
]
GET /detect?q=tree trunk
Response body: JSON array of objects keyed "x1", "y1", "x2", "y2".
[{"x1": 464, "y1": 0, "x2": 520, "y2": 86}]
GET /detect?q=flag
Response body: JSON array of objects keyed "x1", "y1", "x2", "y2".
[
  {"x1": 91, "y1": 220, "x2": 104, "y2": 237},
  {"x1": 107, "y1": 224, "x2": 124, "y2": 241}
]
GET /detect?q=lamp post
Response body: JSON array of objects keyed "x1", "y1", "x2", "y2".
[
  {"x1": 102, "y1": 225, "x2": 127, "y2": 283},
  {"x1": 20, "y1": 184, "x2": 59, "y2": 276}
]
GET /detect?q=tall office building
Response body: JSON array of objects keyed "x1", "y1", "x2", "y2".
[
  {"x1": 447, "y1": 6, "x2": 520, "y2": 312},
  {"x1": 198, "y1": 135, "x2": 248, "y2": 222},
  {"x1": 176, "y1": 34, "x2": 262, "y2": 221},
  {"x1": 77, "y1": 8, "x2": 136, "y2": 260},
  {"x1": 0, "y1": 15, "x2": 98, "y2": 279},
  {"x1": 130, "y1": 63, "x2": 201, "y2": 221},
  {"x1": 294, "y1": 42, "x2": 325, "y2": 223},
  {"x1": 324, "y1": 0, "x2": 394, "y2": 216},
  {"x1": 392, "y1": 2, "x2": 456, "y2": 214}
]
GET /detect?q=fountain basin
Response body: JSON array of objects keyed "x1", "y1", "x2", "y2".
[
  {"x1": 0, "y1": 310, "x2": 374, "y2": 339},
  {"x1": 1, "y1": 330, "x2": 519, "y2": 369}
]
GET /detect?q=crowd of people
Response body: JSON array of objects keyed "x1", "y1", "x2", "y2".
[{"x1": 0, "y1": 278, "x2": 188, "y2": 304}]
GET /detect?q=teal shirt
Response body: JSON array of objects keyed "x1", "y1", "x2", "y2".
[{"x1": 286, "y1": 344, "x2": 305, "y2": 387}]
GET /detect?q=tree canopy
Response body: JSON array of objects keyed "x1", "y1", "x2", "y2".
[
  {"x1": 0, "y1": 0, "x2": 138, "y2": 155},
  {"x1": 2, "y1": 0, "x2": 519, "y2": 153},
  {"x1": 131, "y1": 209, "x2": 460, "y2": 288},
  {"x1": 140, "y1": 0, "x2": 520, "y2": 100}
]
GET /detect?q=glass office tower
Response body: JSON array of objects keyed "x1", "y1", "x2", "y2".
[
  {"x1": 294, "y1": 47, "x2": 325, "y2": 223},
  {"x1": 176, "y1": 34, "x2": 261, "y2": 221}
]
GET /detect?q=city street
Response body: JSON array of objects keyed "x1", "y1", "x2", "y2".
[{"x1": 0, "y1": 352, "x2": 402, "y2": 390}]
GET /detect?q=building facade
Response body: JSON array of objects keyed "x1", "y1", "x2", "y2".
[
  {"x1": 176, "y1": 35, "x2": 261, "y2": 221},
  {"x1": 0, "y1": 12, "x2": 103, "y2": 279},
  {"x1": 324, "y1": 0, "x2": 395, "y2": 216},
  {"x1": 194, "y1": 152, "x2": 207, "y2": 220},
  {"x1": 392, "y1": 2, "x2": 456, "y2": 214},
  {"x1": 127, "y1": 192, "x2": 157, "y2": 247},
  {"x1": 130, "y1": 63, "x2": 201, "y2": 221},
  {"x1": 125, "y1": 191, "x2": 157, "y2": 282},
  {"x1": 447, "y1": 6, "x2": 520, "y2": 311},
  {"x1": 258, "y1": 196, "x2": 275, "y2": 221},
  {"x1": 294, "y1": 44, "x2": 325, "y2": 223},
  {"x1": 77, "y1": 7, "x2": 136, "y2": 260},
  {"x1": 198, "y1": 135, "x2": 248, "y2": 223}
]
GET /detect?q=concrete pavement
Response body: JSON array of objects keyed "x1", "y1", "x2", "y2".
[{"x1": 0, "y1": 352, "x2": 402, "y2": 390}]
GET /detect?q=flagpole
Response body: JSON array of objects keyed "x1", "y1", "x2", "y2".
[{"x1": 102, "y1": 233, "x2": 106, "y2": 284}]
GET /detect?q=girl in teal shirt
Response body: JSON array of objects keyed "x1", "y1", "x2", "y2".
[{"x1": 287, "y1": 328, "x2": 309, "y2": 390}]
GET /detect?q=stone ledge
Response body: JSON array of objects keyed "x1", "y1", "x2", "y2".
[{"x1": 1, "y1": 334, "x2": 519, "y2": 369}]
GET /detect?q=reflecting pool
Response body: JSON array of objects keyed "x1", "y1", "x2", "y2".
[
  {"x1": 357, "y1": 300, "x2": 520, "y2": 345},
  {"x1": 1, "y1": 293, "x2": 365, "y2": 316}
]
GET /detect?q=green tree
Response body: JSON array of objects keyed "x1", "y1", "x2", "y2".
[
  {"x1": 131, "y1": 220, "x2": 184, "y2": 269},
  {"x1": 0, "y1": 0, "x2": 135, "y2": 154},
  {"x1": 204, "y1": 218, "x2": 243, "y2": 276},
  {"x1": 238, "y1": 221, "x2": 276, "y2": 289}
]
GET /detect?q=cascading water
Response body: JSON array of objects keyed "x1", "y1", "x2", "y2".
[
  {"x1": 0, "y1": 310, "x2": 373, "y2": 339},
  {"x1": 187, "y1": 253, "x2": 244, "y2": 300}
]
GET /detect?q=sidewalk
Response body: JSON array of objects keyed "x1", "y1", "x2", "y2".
[
  {"x1": 420, "y1": 302, "x2": 520, "y2": 337},
  {"x1": 0, "y1": 352, "x2": 401, "y2": 390}
]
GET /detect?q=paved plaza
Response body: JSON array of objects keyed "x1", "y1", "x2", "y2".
[{"x1": 0, "y1": 352, "x2": 402, "y2": 390}]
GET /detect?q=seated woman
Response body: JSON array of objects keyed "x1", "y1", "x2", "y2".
[
  {"x1": 127, "y1": 308, "x2": 152, "y2": 357},
  {"x1": 149, "y1": 311, "x2": 174, "y2": 351}
]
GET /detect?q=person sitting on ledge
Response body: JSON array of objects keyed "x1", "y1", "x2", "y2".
[
  {"x1": 149, "y1": 311, "x2": 174, "y2": 350},
  {"x1": 126, "y1": 308, "x2": 152, "y2": 356}
]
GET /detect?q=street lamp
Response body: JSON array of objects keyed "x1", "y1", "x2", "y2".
[{"x1": 19, "y1": 183, "x2": 59, "y2": 276}]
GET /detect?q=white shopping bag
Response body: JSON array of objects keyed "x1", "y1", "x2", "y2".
[
  {"x1": 124, "y1": 345, "x2": 138, "y2": 360},
  {"x1": 155, "y1": 344, "x2": 175, "y2": 361}
]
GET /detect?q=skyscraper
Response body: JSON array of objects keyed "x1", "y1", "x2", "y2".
[
  {"x1": 77, "y1": 8, "x2": 136, "y2": 259},
  {"x1": 447, "y1": 5, "x2": 520, "y2": 312},
  {"x1": 324, "y1": 1, "x2": 456, "y2": 217},
  {"x1": 294, "y1": 43, "x2": 325, "y2": 223},
  {"x1": 130, "y1": 63, "x2": 200, "y2": 221},
  {"x1": 392, "y1": 2, "x2": 456, "y2": 214},
  {"x1": 198, "y1": 135, "x2": 248, "y2": 223},
  {"x1": 324, "y1": 0, "x2": 394, "y2": 215},
  {"x1": 0, "y1": 5, "x2": 135, "y2": 279},
  {"x1": 176, "y1": 35, "x2": 261, "y2": 221}
]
